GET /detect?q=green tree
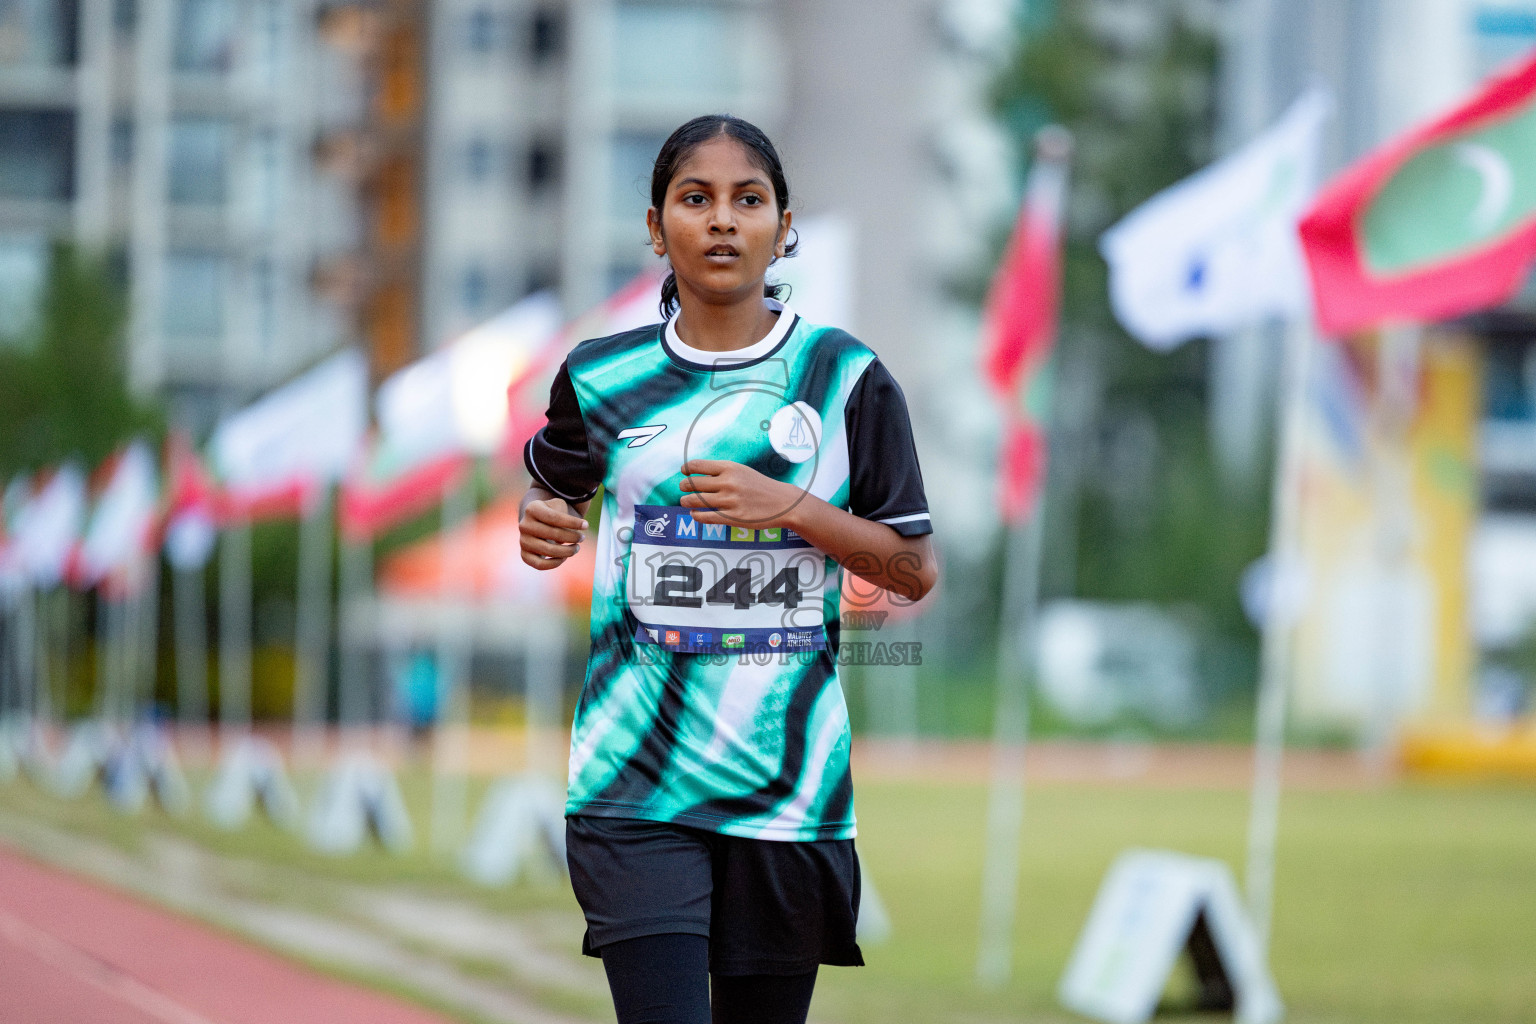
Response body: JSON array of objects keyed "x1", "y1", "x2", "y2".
[
  {"x1": 0, "y1": 242, "x2": 163, "y2": 477},
  {"x1": 993, "y1": 0, "x2": 1269, "y2": 710}
]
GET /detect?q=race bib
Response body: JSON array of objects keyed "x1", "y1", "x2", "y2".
[{"x1": 627, "y1": 505, "x2": 832, "y2": 653}]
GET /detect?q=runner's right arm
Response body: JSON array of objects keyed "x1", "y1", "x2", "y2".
[{"x1": 519, "y1": 359, "x2": 599, "y2": 570}]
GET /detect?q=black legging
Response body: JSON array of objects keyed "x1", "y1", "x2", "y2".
[{"x1": 599, "y1": 933, "x2": 818, "y2": 1024}]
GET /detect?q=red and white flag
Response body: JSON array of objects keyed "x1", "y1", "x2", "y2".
[
  {"x1": 340, "y1": 293, "x2": 564, "y2": 540},
  {"x1": 77, "y1": 440, "x2": 159, "y2": 587},
  {"x1": 1301, "y1": 50, "x2": 1536, "y2": 336},
  {"x1": 163, "y1": 432, "x2": 219, "y2": 570},
  {"x1": 210, "y1": 349, "x2": 368, "y2": 522},
  {"x1": 9, "y1": 463, "x2": 87, "y2": 589},
  {"x1": 497, "y1": 269, "x2": 666, "y2": 469},
  {"x1": 980, "y1": 127, "x2": 1072, "y2": 524}
]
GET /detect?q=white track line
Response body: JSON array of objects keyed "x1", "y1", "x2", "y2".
[{"x1": 0, "y1": 908, "x2": 224, "y2": 1024}]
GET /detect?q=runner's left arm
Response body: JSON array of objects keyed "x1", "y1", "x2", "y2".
[{"x1": 680, "y1": 359, "x2": 936, "y2": 601}]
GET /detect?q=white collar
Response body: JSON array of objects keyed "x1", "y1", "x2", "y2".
[{"x1": 663, "y1": 300, "x2": 795, "y2": 367}]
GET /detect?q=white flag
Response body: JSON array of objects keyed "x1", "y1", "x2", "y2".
[
  {"x1": 1101, "y1": 88, "x2": 1332, "y2": 350},
  {"x1": 12, "y1": 464, "x2": 86, "y2": 588},
  {"x1": 78, "y1": 441, "x2": 159, "y2": 585},
  {"x1": 212, "y1": 349, "x2": 368, "y2": 493}
]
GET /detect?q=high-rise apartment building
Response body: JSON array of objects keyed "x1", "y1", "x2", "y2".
[
  {"x1": 0, "y1": 0, "x2": 372, "y2": 427},
  {"x1": 3, "y1": 0, "x2": 1012, "y2": 527}
]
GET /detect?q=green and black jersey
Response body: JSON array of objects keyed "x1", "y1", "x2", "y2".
[{"x1": 526, "y1": 302, "x2": 931, "y2": 841}]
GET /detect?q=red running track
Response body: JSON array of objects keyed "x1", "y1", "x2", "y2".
[{"x1": 0, "y1": 843, "x2": 456, "y2": 1024}]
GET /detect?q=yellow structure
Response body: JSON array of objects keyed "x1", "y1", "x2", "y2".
[{"x1": 1289, "y1": 329, "x2": 1479, "y2": 733}]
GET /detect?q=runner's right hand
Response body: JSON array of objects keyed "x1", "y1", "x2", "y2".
[{"x1": 519, "y1": 498, "x2": 588, "y2": 570}]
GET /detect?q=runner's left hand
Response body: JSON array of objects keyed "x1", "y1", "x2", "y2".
[{"x1": 679, "y1": 460, "x2": 801, "y2": 529}]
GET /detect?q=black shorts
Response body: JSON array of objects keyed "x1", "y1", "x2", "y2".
[{"x1": 565, "y1": 814, "x2": 865, "y2": 976}]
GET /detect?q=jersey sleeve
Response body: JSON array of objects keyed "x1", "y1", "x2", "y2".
[
  {"x1": 843, "y1": 359, "x2": 933, "y2": 536},
  {"x1": 524, "y1": 359, "x2": 601, "y2": 502}
]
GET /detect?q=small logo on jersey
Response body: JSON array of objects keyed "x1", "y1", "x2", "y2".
[
  {"x1": 617, "y1": 424, "x2": 667, "y2": 448},
  {"x1": 759, "y1": 528, "x2": 781, "y2": 542},
  {"x1": 701, "y1": 523, "x2": 727, "y2": 542},
  {"x1": 786, "y1": 630, "x2": 818, "y2": 648},
  {"x1": 676, "y1": 516, "x2": 697, "y2": 538},
  {"x1": 690, "y1": 631, "x2": 712, "y2": 647},
  {"x1": 768, "y1": 402, "x2": 821, "y2": 464},
  {"x1": 768, "y1": 632, "x2": 782, "y2": 648},
  {"x1": 723, "y1": 633, "x2": 745, "y2": 649},
  {"x1": 645, "y1": 627, "x2": 659, "y2": 642},
  {"x1": 731, "y1": 527, "x2": 754, "y2": 543},
  {"x1": 664, "y1": 630, "x2": 681, "y2": 645},
  {"x1": 644, "y1": 513, "x2": 670, "y2": 538}
]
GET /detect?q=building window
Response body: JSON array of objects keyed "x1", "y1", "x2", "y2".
[
  {"x1": 607, "y1": 262, "x2": 645, "y2": 297},
  {"x1": 163, "y1": 251, "x2": 224, "y2": 339},
  {"x1": 465, "y1": 7, "x2": 497, "y2": 53},
  {"x1": 254, "y1": 257, "x2": 277, "y2": 354},
  {"x1": 462, "y1": 265, "x2": 488, "y2": 314},
  {"x1": 0, "y1": 235, "x2": 48, "y2": 342},
  {"x1": 172, "y1": 0, "x2": 234, "y2": 72},
  {"x1": 611, "y1": 3, "x2": 736, "y2": 95},
  {"x1": 0, "y1": 110, "x2": 75, "y2": 201},
  {"x1": 111, "y1": 119, "x2": 133, "y2": 167},
  {"x1": 167, "y1": 117, "x2": 229, "y2": 204},
  {"x1": 527, "y1": 138, "x2": 559, "y2": 192},
  {"x1": 466, "y1": 137, "x2": 494, "y2": 182},
  {"x1": 610, "y1": 132, "x2": 667, "y2": 223},
  {"x1": 0, "y1": 0, "x2": 77, "y2": 66},
  {"x1": 525, "y1": 263, "x2": 558, "y2": 296},
  {"x1": 528, "y1": 5, "x2": 562, "y2": 64}
]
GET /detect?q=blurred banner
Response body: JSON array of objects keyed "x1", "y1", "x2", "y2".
[
  {"x1": 1289, "y1": 330, "x2": 1479, "y2": 729},
  {"x1": 1102, "y1": 88, "x2": 1330, "y2": 351},
  {"x1": 769, "y1": 214, "x2": 856, "y2": 330}
]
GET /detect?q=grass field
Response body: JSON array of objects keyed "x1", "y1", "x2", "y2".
[{"x1": 2, "y1": 756, "x2": 1534, "y2": 1024}]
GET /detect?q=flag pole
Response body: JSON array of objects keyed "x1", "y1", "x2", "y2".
[
  {"x1": 291, "y1": 486, "x2": 334, "y2": 771},
  {"x1": 430, "y1": 474, "x2": 476, "y2": 857},
  {"x1": 216, "y1": 520, "x2": 253, "y2": 750},
  {"x1": 974, "y1": 124, "x2": 1072, "y2": 988},
  {"x1": 138, "y1": 554, "x2": 162, "y2": 725},
  {"x1": 1364, "y1": 323, "x2": 1421, "y2": 769},
  {"x1": 1244, "y1": 314, "x2": 1316, "y2": 959},
  {"x1": 975, "y1": 505, "x2": 1048, "y2": 987},
  {"x1": 172, "y1": 561, "x2": 209, "y2": 762},
  {"x1": 336, "y1": 534, "x2": 372, "y2": 746}
]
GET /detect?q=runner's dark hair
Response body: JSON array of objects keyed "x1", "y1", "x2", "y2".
[{"x1": 650, "y1": 114, "x2": 798, "y2": 320}]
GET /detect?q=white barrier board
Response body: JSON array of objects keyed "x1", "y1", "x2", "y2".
[{"x1": 1059, "y1": 849, "x2": 1282, "y2": 1024}]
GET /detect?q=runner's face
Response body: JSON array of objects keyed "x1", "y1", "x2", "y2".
[{"x1": 649, "y1": 136, "x2": 789, "y2": 305}]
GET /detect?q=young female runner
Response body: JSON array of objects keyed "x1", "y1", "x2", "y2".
[{"x1": 518, "y1": 114, "x2": 936, "y2": 1024}]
